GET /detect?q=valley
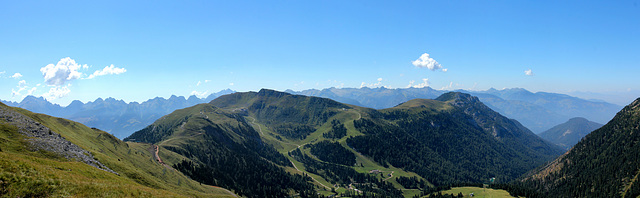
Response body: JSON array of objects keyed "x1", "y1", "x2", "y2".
[{"x1": 2, "y1": 88, "x2": 638, "y2": 197}]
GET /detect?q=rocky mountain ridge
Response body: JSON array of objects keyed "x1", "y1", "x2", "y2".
[{"x1": 0, "y1": 103, "x2": 117, "y2": 174}]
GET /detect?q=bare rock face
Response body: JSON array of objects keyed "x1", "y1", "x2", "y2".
[{"x1": 0, "y1": 105, "x2": 118, "y2": 175}]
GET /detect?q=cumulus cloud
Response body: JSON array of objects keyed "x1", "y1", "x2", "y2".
[
  {"x1": 412, "y1": 53, "x2": 445, "y2": 71},
  {"x1": 11, "y1": 73, "x2": 22, "y2": 79},
  {"x1": 191, "y1": 90, "x2": 208, "y2": 98},
  {"x1": 40, "y1": 57, "x2": 85, "y2": 86},
  {"x1": 11, "y1": 80, "x2": 37, "y2": 98},
  {"x1": 197, "y1": 80, "x2": 211, "y2": 86},
  {"x1": 524, "y1": 69, "x2": 533, "y2": 76},
  {"x1": 406, "y1": 78, "x2": 430, "y2": 88},
  {"x1": 440, "y1": 82, "x2": 454, "y2": 90},
  {"x1": 87, "y1": 64, "x2": 126, "y2": 79},
  {"x1": 360, "y1": 78, "x2": 384, "y2": 88},
  {"x1": 42, "y1": 86, "x2": 71, "y2": 101}
]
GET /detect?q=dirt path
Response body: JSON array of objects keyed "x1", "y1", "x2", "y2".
[
  {"x1": 246, "y1": 116, "x2": 355, "y2": 191},
  {"x1": 152, "y1": 145, "x2": 172, "y2": 170},
  {"x1": 383, "y1": 171, "x2": 395, "y2": 181},
  {"x1": 290, "y1": 160, "x2": 330, "y2": 190},
  {"x1": 351, "y1": 109, "x2": 362, "y2": 120},
  {"x1": 248, "y1": 117, "x2": 264, "y2": 135}
]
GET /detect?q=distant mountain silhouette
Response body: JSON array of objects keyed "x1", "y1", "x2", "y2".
[
  {"x1": 289, "y1": 87, "x2": 621, "y2": 133},
  {"x1": 1, "y1": 89, "x2": 235, "y2": 139},
  {"x1": 538, "y1": 117, "x2": 603, "y2": 150},
  {"x1": 522, "y1": 97, "x2": 640, "y2": 197}
]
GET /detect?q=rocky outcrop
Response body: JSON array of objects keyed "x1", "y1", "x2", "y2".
[{"x1": 0, "y1": 104, "x2": 117, "y2": 175}]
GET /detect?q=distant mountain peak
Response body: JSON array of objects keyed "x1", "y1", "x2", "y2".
[
  {"x1": 568, "y1": 117, "x2": 589, "y2": 122},
  {"x1": 257, "y1": 88, "x2": 291, "y2": 98},
  {"x1": 435, "y1": 92, "x2": 480, "y2": 106}
]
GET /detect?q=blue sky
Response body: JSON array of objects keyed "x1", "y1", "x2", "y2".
[{"x1": 1, "y1": 1, "x2": 639, "y2": 106}]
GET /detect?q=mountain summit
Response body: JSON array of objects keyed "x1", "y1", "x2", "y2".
[
  {"x1": 538, "y1": 117, "x2": 603, "y2": 150},
  {"x1": 126, "y1": 89, "x2": 563, "y2": 197}
]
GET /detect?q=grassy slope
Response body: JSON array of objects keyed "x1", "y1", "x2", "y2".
[
  {"x1": 243, "y1": 106, "x2": 429, "y2": 197},
  {"x1": 1, "y1": 106, "x2": 233, "y2": 197},
  {"x1": 434, "y1": 187, "x2": 514, "y2": 198}
]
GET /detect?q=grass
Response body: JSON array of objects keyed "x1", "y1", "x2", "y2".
[
  {"x1": 434, "y1": 187, "x2": 515, "y2": 198},
  {"x1": 2, "y1": 106, "x2": 234, "y2": 197},
  {"x1": 246, "y1": 109, "x2": 432, "y2": 197}
]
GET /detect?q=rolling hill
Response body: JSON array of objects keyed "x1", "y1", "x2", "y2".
[
  {"x1": 0, "y1": 102, "x2": 234, "y2": 197},
  {"x1": 126, "y1": 89, "x2": 563, "y2": 197},
  {"x1": 538, "y1": 117, "x2": 603, "y2": 150}
]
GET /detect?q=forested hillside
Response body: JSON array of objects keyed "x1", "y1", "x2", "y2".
[
  {"x1": 126, "y1": 89, "x2": 562, "y2": 197},
  {"x1": 519, "y1": 98, "x2": 640, "y2": 198}
]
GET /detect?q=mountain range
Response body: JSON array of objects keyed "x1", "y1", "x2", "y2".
[
  {"x1": 1, "y1": 89, "x2": 235, "y2": 139},
  {"x1": 3, "y1": 87, "x2": 620, "y2": 140},
  {"x1": 288, "y1": 87, "x2": 621, "y2": 133},
  {"x1": 538, "y1": 117, "x2": 603, "y2": 150},
  {"x1": 125, "y1": 89, "x2": 563, "y2": 197},
  {"x1": 3, "y1": 87, "x2": 637, "y2": 197}
]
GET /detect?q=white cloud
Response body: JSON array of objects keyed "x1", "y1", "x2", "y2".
[
  {"x1": 360, "y1": 78, "x2": 384, "y2": 88},
  {"x1": 11, "y1": 80, "x2": 37, "y2": 98},
  {"x1": 11, "y1": 73, "x2": 22, "y2": 79},
  {"x1": 524, "y1": 69, "x2": 533, "y2": 76},
  {"x1": 190, "y1": 90, "x2": 208, "y2": 98},
  {"x1": 412, "y1": 53, "x2": 445, "y2": 71},
  {"x1": 196, "y1": 80, "x2": 211, "y2": 86},
  {"x1": 406, "y1": 78, "x2": 430, "y2": 88},
  {"x1": 87, "y1": 64, "x2": 126, "y2": 79},
  {"x1": 42, "y1": 86, "x2": 71, "y2": 101},
  {"x1": 442, "y1": 68, "x2": 448, "y2": 72},
  {"x1": 40, "y1": 57, "x2": 85, "y2": 86},
  {"x1": 27, "y1": 87, "x2": 37, "y2": 95},
  {"x1": 229, "y1": 82, "x2": 234, "y2": 86},
  {"x1": 440, "y1": 82, "x2": 454, "y2": 90}
]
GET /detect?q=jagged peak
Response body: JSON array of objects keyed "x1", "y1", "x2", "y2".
[{"x1": 20, "y1": 95, "x2": 48, "y2": 103}]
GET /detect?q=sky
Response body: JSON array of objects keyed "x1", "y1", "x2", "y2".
[{"x1": 1, "y1": 0, "x2": 639, "y2": 106}]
